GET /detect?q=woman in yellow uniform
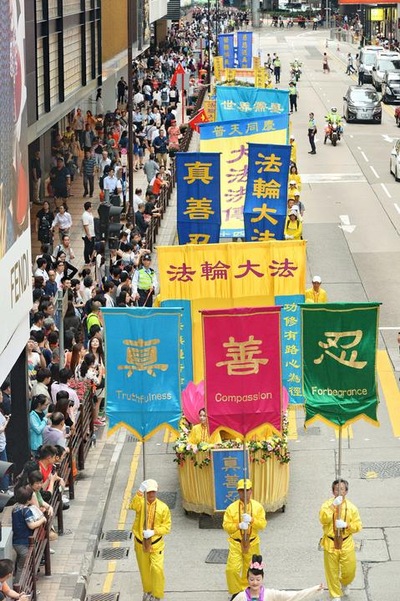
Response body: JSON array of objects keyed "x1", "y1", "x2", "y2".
[
  {"x1": 289, "y1": 164, "x2": 302, "y2": 191},
  {"x1": 188, "y1": 407, "x2": 221, "y2": 444},
  {"x1": 284, "y1": 210, "x2": 303, "y2": 240}
]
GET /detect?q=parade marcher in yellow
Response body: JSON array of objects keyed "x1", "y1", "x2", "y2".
[
  {"x1": 319, "y1": 479, "x2": 362, "y2": 600},
  {"x1": 188, "y1": 407, "x2": 221, "y2": 444},
  {"x1": 129, "y1": 479, "x2": 172, "y2": 601},
  {"x1": 287, "y1": 180, "x2": 299, "y2": 200},
  {"x1": 305, "y1": 275, "x2": 328, "y2": 303},
  {"x1": 284, "y1": 210, "x2": 303, "y2": 240},
  {"x1": 289, "y1": 135, "x2": 297, "y2": 166},
  {"x1": 223, "y1": 479, "x2": 267, "y2": 600},
  {"x1": 289, "y1": 164, "x2": 302, "y2": 190}
]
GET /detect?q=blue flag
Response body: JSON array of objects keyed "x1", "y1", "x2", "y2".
[
  {"x1": 102, "y1": 307, "x2": 182, "y2": 439},
  {"x1": 218, "y1": 33, "x2": 235, "y2": 68},
  {"x1": 176, "y1": 151, "x2": 221, "y2": 244},
  {"x1": 244, "y1": 143, "x2": 291, "y2": 241},
  {"x1": 216, "y1": 86, "x2": 290, "y2": 121},
  {"x1": 237, "y1": 32, "x2": 252, "y2": 68}
]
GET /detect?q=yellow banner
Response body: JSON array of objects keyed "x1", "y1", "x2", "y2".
[
  {"x1": 253, "y1": 56, "x2": 261, "y2": 70},
  {"x1": 225, "y1": 68, "x2": 236, "y2": 84},
  {"x1": 255, "y1": 67, "x2": 267, "y2": 89},
  {"x1": 221, "y1": 68, "x2": 255, "y2": 78},
  {"x1": 214, "y1": 56, "x2": 223, "y2": 81},
  {"x1": 203, "y1": 99, "x2": 216, "y2": 122}
]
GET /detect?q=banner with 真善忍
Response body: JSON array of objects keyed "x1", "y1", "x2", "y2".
[
  {"x1": 218, "y1": 33, "x2": 235, "y2": 68},
  {"x1": 301, "y1": 303, "x2": 380, "y2": 428},
  {"x1": 244, "y1": 143, "x2": 291, "y2": 242},
  {"x1": 275, "y1": 294, "x2": 304, "y2": 405},
  {"x1": 216, "y1": 86, "x2": 289, "y2": 121},
  {"x1": 176, "y1": 152, "x2": 221, "y2": 244},
  {"x1": 237, "y1": 31, "x2": 253, "y2": 69},
  {"x1": 102, "y1": 307, "x2": 183, "y2": 440},
  {"x1": 203, "y1": 307, "x2": 282, "y2": 438},
  {"x1": 200, "y1": 114, "x2": 289, "y2": 238}
]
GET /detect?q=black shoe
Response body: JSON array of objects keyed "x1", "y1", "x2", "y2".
[{"x1": 311, "y1": 151, "x2": 316, "y2": 154}]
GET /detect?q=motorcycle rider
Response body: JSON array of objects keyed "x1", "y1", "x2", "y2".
[{"x1": 324, "y1": 107, "x2": 343, "y2": 144}]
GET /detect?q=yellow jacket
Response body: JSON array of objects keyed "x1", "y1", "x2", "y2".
[
  {"x1": 290, "y1": 142, "x2": 297, "y2": 164},
  {"x1": 129, "y1": 492, "x2": 171, "y2": 543},
  {"x1": 188, "y1": 423, "x2": 221, "y2": 445},
  {"x1": 223, "y1": 499, "x2": 267, "y2": 543},
  {"x1": 305, "y1": 287, "x2": 328, "y2": 303},
  {"x1": 284, "y1": 216, "x2": 303, "y2": 240},
  {"x1": 319, "y1": 496, "x2": 362, "y2": 552}
]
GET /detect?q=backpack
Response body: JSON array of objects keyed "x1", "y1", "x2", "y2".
[{"x1": 161, "y1": 88, "x2": 168, "y2": 101}]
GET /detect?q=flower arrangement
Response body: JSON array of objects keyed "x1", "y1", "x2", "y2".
[{"x1": 173, "y1": 413, "x2": 290, "y2": 469}]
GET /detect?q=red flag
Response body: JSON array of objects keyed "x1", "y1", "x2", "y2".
[
  {"x1": 188, "y1": 108, "x2": 209, "y2": 133},
  {"x1": 170, "y1": 62, "x2": 185, "y2": 87}
]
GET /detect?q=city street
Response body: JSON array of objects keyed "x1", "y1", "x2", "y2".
[{"x1": 51, "y1": 25, "x2": 400, "y2": 601}]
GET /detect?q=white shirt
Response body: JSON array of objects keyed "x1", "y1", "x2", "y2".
[
  {"x1": 34, "y1": 267, "x2": 49, "y2": 282},
  {"x1": 82, "y1": 210, "x2": 95, "y2": 237},
  {"x1": 52, "y1": 211, "x2": 72, "y2": 231},
  {"x1": 100, "y1": 157, "x2": 111, "y2": 174},
  {"x1": 103, "y1": 175, "x2": 121, "y2": 192}
]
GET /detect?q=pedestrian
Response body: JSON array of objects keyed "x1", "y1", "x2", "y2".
[
  {"x1": 346, "y1": 53, "x2": 356, "y2": 75},
  {"x1": 0, "y1": 406, "x2": 11, "y2": 491},
  {"x1": 117, "y1": 77, "x2": 128, "y2": 105},
  {"x1": 82, "y1": 150, "x2": 97, "y2": 197},
  {"x1": 49, "y1": 156, "x2": 71, "y2": 209},
  {"x1": 308, "y1": 112, "x2": 317, "y2": 155},
  {"x1": 51, "y1": 203, "x2": 72, "y2": 241},
  {"x1": 323, "y1": 53, "x2": 330, "y2": 73},
  {"x1": 129, "y1": 479, "x2": 171, "y2": 601},
  {"x1": 72, "y1": 107, "x2": 85, "y2": 148},
  {"x1": 223, "y1": 479, "x2": 267, "y2": 600},
  {"x1": 288, "y1": 81, "x2": 298, "y2": 113},
  {"x1": 31, "y1": 150, "x2": 42, "y2": 204},
  {"x1": 152, "y1": 128, "x2": 169, "y2": 168},
  {"x1": 319, "y1": 479, "x2": 362, "y2": 600},
  {"x1": 305, "y1": 275, "x2": 328, "y2": 303},
  {"x1": 234, "y1": 554, "x2": 324, "y2": 601},
  {"x1": 132, "y1": 252, "x2": 158, "y2": 307},
  {"x1": 273, "y1": 55, "x2": 281, "y2": 83},
  {"x1": 143, "y1": 153, "x2": 159, "y2": 184},
  {"x1": 358, "y1": 63, "x2": 365, "y2": 86},
  {"x1": 81, "y1": 201, "x2": 95, "y2": 264},
  {"x1": 36, "y1": 201, "x2": 54, "y2": 246}
]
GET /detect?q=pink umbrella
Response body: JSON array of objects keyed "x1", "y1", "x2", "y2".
[{"x1": 181, "y1": 381, "x2": 205, "y2": 425}]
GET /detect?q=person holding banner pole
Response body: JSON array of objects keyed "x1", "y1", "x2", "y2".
[
  {"x1": 129, "y1": 478, "x2": 172, "y2": 601},
  {"x1": 223, "y1": 478, "x2": 267, "y2": 600},
  {"x1": 319, "y1": 479, "x2": 362, "y2": 600}
]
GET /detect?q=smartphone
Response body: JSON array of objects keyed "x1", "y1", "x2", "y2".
[{"x1": 65, "y1": 426, "x2": 70, "y2": 435}]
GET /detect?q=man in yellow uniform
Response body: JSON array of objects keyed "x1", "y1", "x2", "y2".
[
  {"x1": 129, "y1": 479, "x2": 171, "y2": 601},
  {"x1": 305, "y1": 275, "x2": 328, "y2": 303},
  {"x1": 223, "y1": 479, "x2": 267, "y2": 600},
  {"x1": 289, "y1": 135, "x2": 297, "y2": 165},
  {"x1": 319, "y1": 479, "x2": 362, "y2": 600}
]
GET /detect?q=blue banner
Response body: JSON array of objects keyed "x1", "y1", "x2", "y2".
[
  {"x1": 160, "y1": 299, "x2": 193, "y2": 388},
  {"x1": 275, "y1": 294, "x2": 305, "y2": 405},
  {"x1": 216, "y1": 86, "x2": 289, "y2": 121},
  {"x1": 102, "y1": 307, "x2": 182, "y2": 439},
  {"x1": 212, "y1": 449, "x2": 249, "y2": 511},
  {"x1": 218, "y1": 33, "x2": 235, "y2": 68},
  {"x1": 176, "y1": 151, "x2": 221, "y2": 244},
  {"x1": 244, "y1": 143, "x2": 291, "y2": 241},
  {"x1": 237, "y1": 32, "x2": 252, "y2": 68}
]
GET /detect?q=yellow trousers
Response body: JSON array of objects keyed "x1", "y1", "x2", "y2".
[
  {"x1": 323, "y1": 544, "x2": 356, "y2": 598},
  {"x1": 134, "y1": 539, "x2": 165, "y2": 599},
  {"x1": 226, "y1": 539, "x2": 260, "y2": 595}
]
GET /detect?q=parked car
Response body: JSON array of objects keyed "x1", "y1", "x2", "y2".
[
  {"x1": 381, "y1": 71, "x2": 400, "y2": 103},
  {"x1": 359, "y1": 45, "x2": 383, "y2": 83},
  {"x1": 343, "y1": 85, "x2": 382, "y2": 123},
  {"x1": 371, "y1": 52, "x2": 400, "y2": 90},
  {"x1": 390, "y1": 139, "x2": 400, "y2": 180}
]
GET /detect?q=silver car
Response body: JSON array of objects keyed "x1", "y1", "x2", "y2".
[
  {"x1": 359, "y1": 46, "x2": 382, "y2": 83},
  {"x1": 343, "y1": 85, "x2": 382, "y2": 123},
  {"x1": 381, "y1": 71, "x2": 400, "y2": 103},
  {"x1": 371, "y1": 52, "x2": 400, "y2": 91}
]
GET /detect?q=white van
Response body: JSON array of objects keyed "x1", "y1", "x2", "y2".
[{"x1": 359, "y1": 46, "x2": 382, "y2": 83}]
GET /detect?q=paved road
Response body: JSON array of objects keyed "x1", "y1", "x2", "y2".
[{"x1": 61, "y1": 28, "x2": 400, "y2": 601}]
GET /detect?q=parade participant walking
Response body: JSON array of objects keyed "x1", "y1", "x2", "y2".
[
  {"x1": 234, "y1": 555, "x2": 324, "y2": 601},
  {"x1": 284, "y1": 210, "x2": 303, "y2": 240},
  {"x1": 129, "y1": 479, "x2": 171, "y2": 601},
  {"x1": 319, "y1": 479, "x2": 362, "y2": 600},
  {"x1": 223, "y1": 479, "x2": 267, "y2": 600},
  {"x1": 132, "y1": 253, "x2": 158, "y2": 307},
  {"x1": 305, "y1": 275, "x2": 328, "y2": 303},
  {"x1": 289, "y1": 136, "x2": 297, "y2": 166},
  {"x1": 307, "y1": 113, "x2": 317, "y2": 155}
]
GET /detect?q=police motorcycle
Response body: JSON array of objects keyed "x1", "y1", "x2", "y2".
[
  {"x1": 324, "y1": 107, "x2": 343, "y2": 147},
  {"x1": 290, "y1": 59, "x2": 302, "y2": 82}
]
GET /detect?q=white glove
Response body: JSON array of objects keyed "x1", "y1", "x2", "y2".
[
  {"x1": 239, "y1": 521, "x2": 249, "y2": 530},
  {"x1": 143, "y1": 529, "x2": 154, "y2": 539},
  {"x1": 242, "y1": 513, "x2": 252, "y2": 524},
  {"x1": 285, "y1": 235, "x2": 294, "y2": 240},
  {"x1": 332, "y1": 495, "x2": 343, "y2": 506},
  {"x1": 139, "y1": 481, "x2": 147, "y2": 493},
  {"x1": 335, "y1": 519, "x2": 347, "y2": 529}
]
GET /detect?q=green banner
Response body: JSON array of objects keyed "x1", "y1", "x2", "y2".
[{"x1": 301, "y1": 303, "x2": 380, "y2": 428}]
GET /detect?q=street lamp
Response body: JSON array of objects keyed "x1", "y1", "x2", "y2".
[{"x1": 207, "y1": 0, "x2": 212, "y2": 86}]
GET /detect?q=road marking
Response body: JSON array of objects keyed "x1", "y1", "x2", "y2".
[
  {"x1": 370, "y1": 165, "x2": 380, "y2": 179},
  {"x1": 361, "y1": 151, "x2": 369, "y2": 162},
  {"x1": 394, "y1": 203, "x2": 400, "y2": 215},
  {"x1": 382, "y1": 134, "x2": 395, "y2": 143},
  {"x1": 302, "y1": 173, "x2": 366, "y2": 183},
  {"x1": 381, "y1": 183, "x2": 392, "y2": 198},
  {"x1": 339, "y1": 214, "x2": 356, "y2": 233},
  {"x1": 377, "y1": 350, "x2": 400, "y2": 437}
]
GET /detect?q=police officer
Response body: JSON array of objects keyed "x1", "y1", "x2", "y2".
[
  {"x1": 132, "y1": 252, "x2": 158, "y2": 307},
  {"x1": 308, "y1": 112, "x2": 317, "y2": 155}
]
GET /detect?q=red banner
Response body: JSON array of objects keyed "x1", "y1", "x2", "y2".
[{"x1": 202, "y1": 307, "x2": 282, "y2": 438}]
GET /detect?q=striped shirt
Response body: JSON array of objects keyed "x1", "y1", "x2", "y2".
[{"x1": 82, "y1": 157, "x2": 96, "y2": 176}]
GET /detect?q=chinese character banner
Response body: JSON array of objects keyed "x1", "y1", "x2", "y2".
[
  {"x1": 275, "y1": 294, "x2": 304, "y2": 405},
  {"x1": 203, "y1": 307, "x2": 282, "y2": 438},
  {"x1": 216, "y1": 86, "x2": 289, "y2": 121},
  {"x1": 237, "y1": 32, "x2": 253, "y2": 69},
  {"x1": 176, "y1": 152, "x2": 221, "y2": 245},
  {"x1": 301, "y1": 303, "x2": 380, "y2": 428},
  {"x1": 218, "y1": 33, "x2": 235, "y2": 68},
  {"x1": 244, "y1": 143, "x2": 291, "y2": 242},
  {"x1": 200, "y1": 115, "x2": 289, "y2": 238},
  {"x1": 212, "y1": 449, "x2": 249, "y2": 511},
  {"x1": 102, "y1": 307, "x2": 183, "y2": 440},
  {"x1": 160, "y1": 299, "x2": 193, "y2": 388}
]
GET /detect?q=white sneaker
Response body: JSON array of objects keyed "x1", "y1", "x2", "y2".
[
  {"x1": 62, "y1": 495, "x2": 70, "y2": 504},
  {"x1": 49, "y1": 548, "x2": 55, "y2": 554},
  {"x1": 342, "y1": 586, "x2": 349, "y2": 596}
]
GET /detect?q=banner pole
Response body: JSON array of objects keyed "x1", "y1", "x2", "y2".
[
  {"x1": 143, "y1": 440, "x2": 148, "y2": 548},
  {"x1": 243, "y1": 437, "x2": 248, "y2": 551},
  {"x1": 334, "y1": 425, "x2": 343, "y2": 551}
]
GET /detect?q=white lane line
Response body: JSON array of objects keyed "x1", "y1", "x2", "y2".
[
  {"x1": 370, "y1": 165, "x2": 380, "y2": 179},
  {"x1": 381, "y1": 183, "x2": 392, "y2": 198},
  {"x1": 357, "y1": 146, "x2": 361, "y2": 150},
  {"x1": 394, "y1": 203, "x2": 400, "y2": 215},
  {"x1": 361, "y1": 151, "x2": 369, "y2": 162}
]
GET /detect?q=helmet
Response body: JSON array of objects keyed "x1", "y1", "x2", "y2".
[{"x1": 331, "y1": 107, "x2": 337, "y2": 113}]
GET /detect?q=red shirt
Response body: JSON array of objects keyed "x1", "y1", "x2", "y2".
[{"x1": 39, "y1": 461, "x2": 52, "y2": 489}]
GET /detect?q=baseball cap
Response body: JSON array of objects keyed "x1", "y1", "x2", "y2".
[
  {"x1": 146, "y1": 479, "x2": 158, "y2": 492},
  {"x1": 294, "y1": 191, "x2": 300, "y2": 197},
  {"x1": 237, "y1": 478, "x2": 252, "y2": 490},
  {"x1": 289, "y1": 209, "x2": 298, "y2": 216},
  {"x1": 289, "y1": 180, "x2": 297, "y2": 185},
  {"x1": 312, "y1": 275, "x2": 322, "y2": 283}
]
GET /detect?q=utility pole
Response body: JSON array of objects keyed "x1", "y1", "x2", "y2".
[{"x1": 127, "y1": 0, "x2": 134, "y2": 224}]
